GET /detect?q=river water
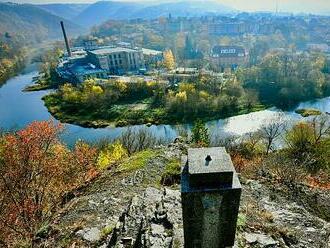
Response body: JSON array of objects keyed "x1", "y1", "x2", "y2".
[{"x1": 0, "y1": 69, "x2": 329, "y2": 146}]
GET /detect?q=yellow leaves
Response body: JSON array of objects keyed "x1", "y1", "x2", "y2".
[
  {"x1": 146, "y1": 81, "x2": 156, "y2": 87},
  {"x1": 114, "y1": 80, "x2": 128, "y2": 93},
  {"x1": 0, "y1": 58, "x2": 14, "y2": 69},
  {"x1": 97, "y1": 141, "x2": 128, "y2": 170},
  {"x1": 163, "y1": 49, "x2": 175, "y2": 70},
  {"x1": 175, "y1": 91, "x2": 187, "y2": 102},
  {"x1": 219, "y1": 36, "x2": 231, "y2": 46},
  {"x1": 179, "y1": 83, "x2": 195, "y2": 93},
  {"x1": 61, "y1": 84, "x2": 80, "y2": 103},
  {"x1": 117, "y1": 149, "x2": 157, "y2": 172},
  {"x1": 199, "y1": 90, "x2": 210, "y2": 100},
  {"x1": 92, "y1": 85, "x2": 104, "y2": 95}
]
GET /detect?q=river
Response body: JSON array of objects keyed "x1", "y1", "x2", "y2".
[{"x1": 0, "y1": 69, "x2": 329, "y2": 146}]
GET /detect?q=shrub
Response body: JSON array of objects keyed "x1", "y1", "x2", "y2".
[
  {"x1": 263, "y1": 152, "x2": 307, "y2": 186},
  {"x1": 97, "y1": 141, "x2": 128, "y2": 170},
  {"x1": 191, "y1": 119, "x2": 209, "y2": 147},
  {"x1": 161, "y1": 159, "x2": 181, "y2": 186},
  {"x1": 119, "y1": 127, "x2": 165, "y2": 155},
  {"x1": 285, "y1": 119, "x2": 330, "y2": 173}
]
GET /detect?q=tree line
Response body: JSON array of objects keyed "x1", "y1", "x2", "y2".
[
  {"x1": 238, "y1": 51, "x2": 330, "y2": 108},
  {"x1": 0, "y1": 35, "x2": 26, "y2": 85}
]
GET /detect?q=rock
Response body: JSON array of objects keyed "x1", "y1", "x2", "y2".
[
  {"x1": 104, "y1": 187, "x2": 181, "y2": 248},
  {"x1": 257, "y1": 234, "x2": 277, "y2": 247},
  {"x1": 246, "y1": 179, "x2": 263, "y2": 191},
  {"x1": 244, "y1": 233, "x2": 277, "y2": 247},
  {"x1": 173, "y1": 136, "x2": 185, "y2": 143},
  {"x1": 244, "y1": 233, "x2": 258, "y2": 244},
  {"x1": 76, "y1": 227, "x2": 101, "y2": 242}
]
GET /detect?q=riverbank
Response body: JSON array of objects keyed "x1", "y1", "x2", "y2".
[
  {"x1": 43, "y1": 92, "x2": 267, "y2": 128},
  {"x1": 24, "y1": 82, "x2": 54, "y2": 92}
]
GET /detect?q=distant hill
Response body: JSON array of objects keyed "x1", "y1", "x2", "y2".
[
  {"x1": 73, "y1": 1, "x2": 143, "y2": 27},
  {"x1": 0, "y1": 2, "x2": 85, "y2": 42},
  {"x1": 36, "y1": 3, "x2": 89, "y2": 20},
  {"x1": 0, "y1": 1, "x2": 236, "y2": 37},
  {"x1": 72, "y1": 0, "x2": 236, "y2": 27},
  {"x1": 131, "y1": 1, "x2": 236, "y2": 19}
]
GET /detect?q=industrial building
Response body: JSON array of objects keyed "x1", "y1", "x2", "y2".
[
  {"x1": 87, "y1": 47, "x2": 145, "y2": 75},
  {"x1": 57, "y1": 22, "x2": 162, "y2": 83}
]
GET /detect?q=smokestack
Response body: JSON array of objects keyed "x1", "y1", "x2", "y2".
[{"x1": 60, "y1": 21, "x2": 72, "y2": 57}]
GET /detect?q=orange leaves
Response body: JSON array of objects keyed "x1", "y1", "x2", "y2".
[
  {"x1": 231, "y1": 153, "x2": 262, "y2": 178},
  {"x1": 73, "y1": 141, "x2": 97, "y2": 170},
  {"x1": 306, "y1": 173, "x2": 330, "y2": 189},
  {"x1": 0, "y1": 120, "x2": 98, "y2": 244}
]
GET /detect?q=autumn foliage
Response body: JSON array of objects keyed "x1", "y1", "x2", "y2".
[{"x1": 0, "y1": 121, "x2": 97, "y2": 245}]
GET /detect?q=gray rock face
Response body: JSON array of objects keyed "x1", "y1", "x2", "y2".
[
  {"x1": 242, "y1": 180, "x2": 330, "y2": 248},
  {"x1": 67, "y1": 181, "x2": 329, "y2": 248},
  {"x1": 76, "y1": 227, "x2": 101, "y2": 242},
  {"x1": 244, "y1": 233, "x2": 277, "y2": 247},
  {"x1": 104, "y1": 187, "x2": 183, "y2": 248}
]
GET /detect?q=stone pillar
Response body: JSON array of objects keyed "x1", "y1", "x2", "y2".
[{"x1": 181, "y1": 147, "x2": 241, "y2": 248}]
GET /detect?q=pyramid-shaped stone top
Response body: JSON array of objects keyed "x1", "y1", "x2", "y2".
[{"x1": 187, "y1": 147, "x2": 235, "y2": 188}]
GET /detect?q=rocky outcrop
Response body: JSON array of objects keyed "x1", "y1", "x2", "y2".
[
  {"x1": 102, "y1": 187, "x2": 183, "y2": 248},
  {"x1": 70, "y1": 181, "x2": 330, "y2": 248},
  {"x1": 240, "y1": 180, "x2": 330, "y2": 248},
  {"x1": 37, "y1": 144, "x2": 330, "y2": 248}
]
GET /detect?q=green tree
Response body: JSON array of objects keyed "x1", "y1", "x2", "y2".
[{"x1": 191, "y1": 119, "x2": 209, "y2": 147}]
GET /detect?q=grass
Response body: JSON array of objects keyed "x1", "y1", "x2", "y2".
[
  {"x1": 117, "y1": 150, "x2": 159, "y2": 173},
  {"x1": 236, "y1": 213, "x2": 247, "y2": 230},
  {"x1": 295, "y1": 108, "x2": 322, "y2": 117},
  {"x1": 161, "y1": 158, "x2": 181, "y2": 186},
  {"x1": 100, "y1": 226, "x2": 114, "y2": 240}
]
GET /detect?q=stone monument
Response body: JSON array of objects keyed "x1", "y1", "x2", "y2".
[{"x1": 181, "y1": 147, "x2": 242, "y2": 248}]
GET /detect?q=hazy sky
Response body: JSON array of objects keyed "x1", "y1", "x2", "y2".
[{"x1": 1, "y1": 0, "x2": 330, "y2": 14}]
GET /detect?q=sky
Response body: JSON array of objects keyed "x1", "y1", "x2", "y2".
[{"x1": 1, "y1": 0, "x2": 330, "y2": 14}]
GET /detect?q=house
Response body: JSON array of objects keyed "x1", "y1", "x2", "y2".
[{"x1": 211, "y1": 45, "x2": 248, "y2": 70}]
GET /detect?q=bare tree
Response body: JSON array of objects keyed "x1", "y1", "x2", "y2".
[
  {"x1": 259, "y1": 113, "x2": 287, "y2": 154},
  {"x1": 119, "y1": 127, "x2": 165, "y2": 155},
  {"x1": 264, "y1": 153, "x2": 307, "y2": 187},
  {"x1": 311, "y1": 114, "x2": 330, "y2": 143}
]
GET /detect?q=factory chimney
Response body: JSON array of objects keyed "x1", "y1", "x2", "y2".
[{"x1": 60, "y1": 21, "x2": 72, "y2": 57}]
